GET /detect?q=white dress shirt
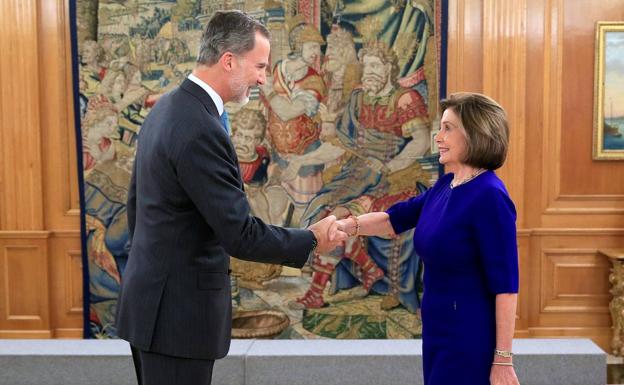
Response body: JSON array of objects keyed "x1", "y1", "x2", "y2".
[{"x1": 187, "y1": 73, "x2": 224, "y2": 116}]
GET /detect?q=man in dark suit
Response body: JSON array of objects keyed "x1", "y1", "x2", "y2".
[{"x1": 115, "y1": 10, "x2": 347, "y2": 385}]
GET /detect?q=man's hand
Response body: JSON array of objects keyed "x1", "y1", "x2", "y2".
[
  {"x1": 336, "y1": 217, "x2": 355, "y2": 236},
  {"x1": 307, "y1": 215, "x2": 348, "y2": 254}
]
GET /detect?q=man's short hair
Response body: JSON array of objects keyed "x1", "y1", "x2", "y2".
[
  {"x1": 197, "y1": 10, "x2": 270, "y2": 66},
  {"x1": 440, "y1": 92, "x2": 509, "y2": 170}
]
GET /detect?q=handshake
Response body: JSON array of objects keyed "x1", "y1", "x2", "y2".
[{"x1": 306, "y1": 215, "x2": 353, "y2": 254}]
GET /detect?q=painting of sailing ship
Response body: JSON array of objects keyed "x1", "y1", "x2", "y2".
[
  {"x1": 594, "y1": 22, "x2": 624, "y2": 159},
  {"x1": 605, "y1": 100, "x2": 624, "y2": 149}
]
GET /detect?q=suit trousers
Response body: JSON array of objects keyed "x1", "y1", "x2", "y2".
[{"x1": 131, "y1": 345, "x2": 215, "y2": 385}]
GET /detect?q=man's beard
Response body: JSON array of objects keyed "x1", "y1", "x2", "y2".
[
  {"x1": 236, "y1": 93, "x2": 250, "y2": 106},
  {"x1": 229, "y1": 73, "x2": 251, "y2": 105},
  {"x1": 362, "y1": 74, "x2": 386, "y2": 94}
]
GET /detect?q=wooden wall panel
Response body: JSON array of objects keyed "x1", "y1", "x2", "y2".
[
  {"x1": 0, "y1": 0, "x2": 44, "y2": 231},
  {"x1": 40, "y1": 0, "x2": 82, "y2": 228},
  {"x1": 481, "y1": 0, "x2": 528, "y2": 227},
  {"x1": 537, "y1": 0, "x2": 624, "y2": 226},
  {"x1": 516, "y1": 231, "x2": 531, "y2": 335},
  {"x1": 39, "y1": 0, "x2": 84, "y2": 338},
  {"x1": 0, "y1": 233, "x2": 50, "y2": 338},
  {"x1": 526, "y1": 232, "x2": 621, "y2": 349},
  {"x1": 5, "y1": 247, "x2": 42, "y2": 317},
  {"x1": 446, "y1": 0, "x2": 484, "y2": 93},
  {"x1": 49, "y1": 232, "x2": 83, "y2": 338},
  {"x1": 0, "y1": 0, "x2": 82, "y2": 338},
  {"x1": 540, "y1": 249, "x2": 609, "y2": 314},
  {"x1": 560, "y1": 0, "x2": 624, "y2": 196}
]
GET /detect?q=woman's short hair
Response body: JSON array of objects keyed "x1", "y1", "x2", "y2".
[{"x1": 440, "y1": 92, "x2": 509, "y2": 170}]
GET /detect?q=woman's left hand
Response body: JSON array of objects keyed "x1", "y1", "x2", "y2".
[{"x1": 490, "y1": 364, "x2": 520, "y2": 385}]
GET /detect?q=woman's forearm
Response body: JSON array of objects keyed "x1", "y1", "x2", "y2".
[
  {"x1": 494, "y1": 293, "x2": 517, "y2": 360},
  {"x1": 338, "y1": 212, "x2": 396, "y2": 237}
]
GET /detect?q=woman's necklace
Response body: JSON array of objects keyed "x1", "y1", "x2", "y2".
[{"x1": 450, "y1": 168, "x2": 486, "y2": 189}]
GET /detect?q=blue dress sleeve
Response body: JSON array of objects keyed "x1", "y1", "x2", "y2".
[
  {"x1": 473, "y1": 187, "x2": 519, "y2": 294},
  {"x1": 386, "y1": 188, "x2": 430, "y2": 234}
]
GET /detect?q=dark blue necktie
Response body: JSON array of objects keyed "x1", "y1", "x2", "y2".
[{"x1": 220, "y1": 110, "x2": 229, "y2": 135}]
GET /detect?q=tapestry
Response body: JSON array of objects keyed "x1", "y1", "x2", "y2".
[{"x1": 71, "y1": 0, "x2": 447, "y2": 339}]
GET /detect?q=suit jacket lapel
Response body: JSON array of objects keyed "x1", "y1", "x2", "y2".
[{"x1": 180, "y1": 78, "x2": 220, "y2": 118}]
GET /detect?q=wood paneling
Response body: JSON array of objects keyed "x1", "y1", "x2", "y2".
[
  {"x1": 0, "y1": 232, "x2": 50, "y2": 337},
  {"x1": 535, "y1": 0, "x2": 624, "y2": 224},
  {"x1": 0, "y1": 0, "x2": 44, "y2": 230},
  {"x1": 540, "y1": 248, "x2": 609, "y2": 313},
  {"x1": 40, "y1": 0, "x2": 82, "y2": 227},
  {"x1": 516, "y1": 231, "x2": 531, "y2": 332},
  {"x1": 49, "y1": 232, "x2": 83, "y2": 338},
  {"x1": 481, "y1": 0, "x2": 528, "y2": 226},
  {"x1": 447, "y1": 0, "x2": 484, "y2": 93},
  {"x1": 0, "y1": 0, "x2": 82, "y2": 338},
  {"x1": 560, "y1": 0, "x2": 624, "y2": 195}
]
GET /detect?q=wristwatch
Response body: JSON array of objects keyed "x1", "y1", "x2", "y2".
[{"x1": 494, "y1": 349, "x2": 513, "y2": 358}]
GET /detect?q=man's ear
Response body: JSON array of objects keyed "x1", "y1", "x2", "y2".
[{"x1": 220, "y1": 52, "x2": 234, "y2": 72}]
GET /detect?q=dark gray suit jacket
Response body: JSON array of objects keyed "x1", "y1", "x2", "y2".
[{"x1": 115, "y1": 79, "x2": 312, "y2": 359}]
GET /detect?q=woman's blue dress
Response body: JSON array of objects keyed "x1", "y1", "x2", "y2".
[{"x1": 387, "y1": 170, "x2": 519, "y2": 385}]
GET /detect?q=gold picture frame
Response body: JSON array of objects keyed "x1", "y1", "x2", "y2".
[{"x1": 593, "y1": 22, "x2": 624, "y2": 160}]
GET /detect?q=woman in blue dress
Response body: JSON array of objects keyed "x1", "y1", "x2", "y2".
[{"x1": 337, "y1": 92, "x2": 520, "y2": 385}]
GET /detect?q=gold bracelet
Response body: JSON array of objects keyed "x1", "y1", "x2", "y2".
[
  {"x1": 492, "y1": 362, "x2": 513, "y2": 366},
  {"x1": 347, "y1": 215, "x2": 360, "y2": 237},
  {"x1": 494, "y1": 349, "x2": 513, "y2": 358}
]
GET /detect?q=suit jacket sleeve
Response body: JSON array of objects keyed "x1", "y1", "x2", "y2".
[{"x1": 176, "y1": 122, "x2": 312, "y2": 268}]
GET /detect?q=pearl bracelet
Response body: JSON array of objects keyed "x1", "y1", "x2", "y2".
[{"x1": 492, "y1": 362, "x2": 513, "y2": 366}]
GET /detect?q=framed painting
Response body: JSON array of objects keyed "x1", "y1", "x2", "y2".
[{"x1": 593, "y1": 22, "x2": 624, "y2": 160}]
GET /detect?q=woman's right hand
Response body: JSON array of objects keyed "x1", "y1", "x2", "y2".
[
  {"x1": 490, "y1": 364, "x2": 520, "y2": 385},
  {"x1": 336, "y1": 217, "x2": 355, "y2": 237}
]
